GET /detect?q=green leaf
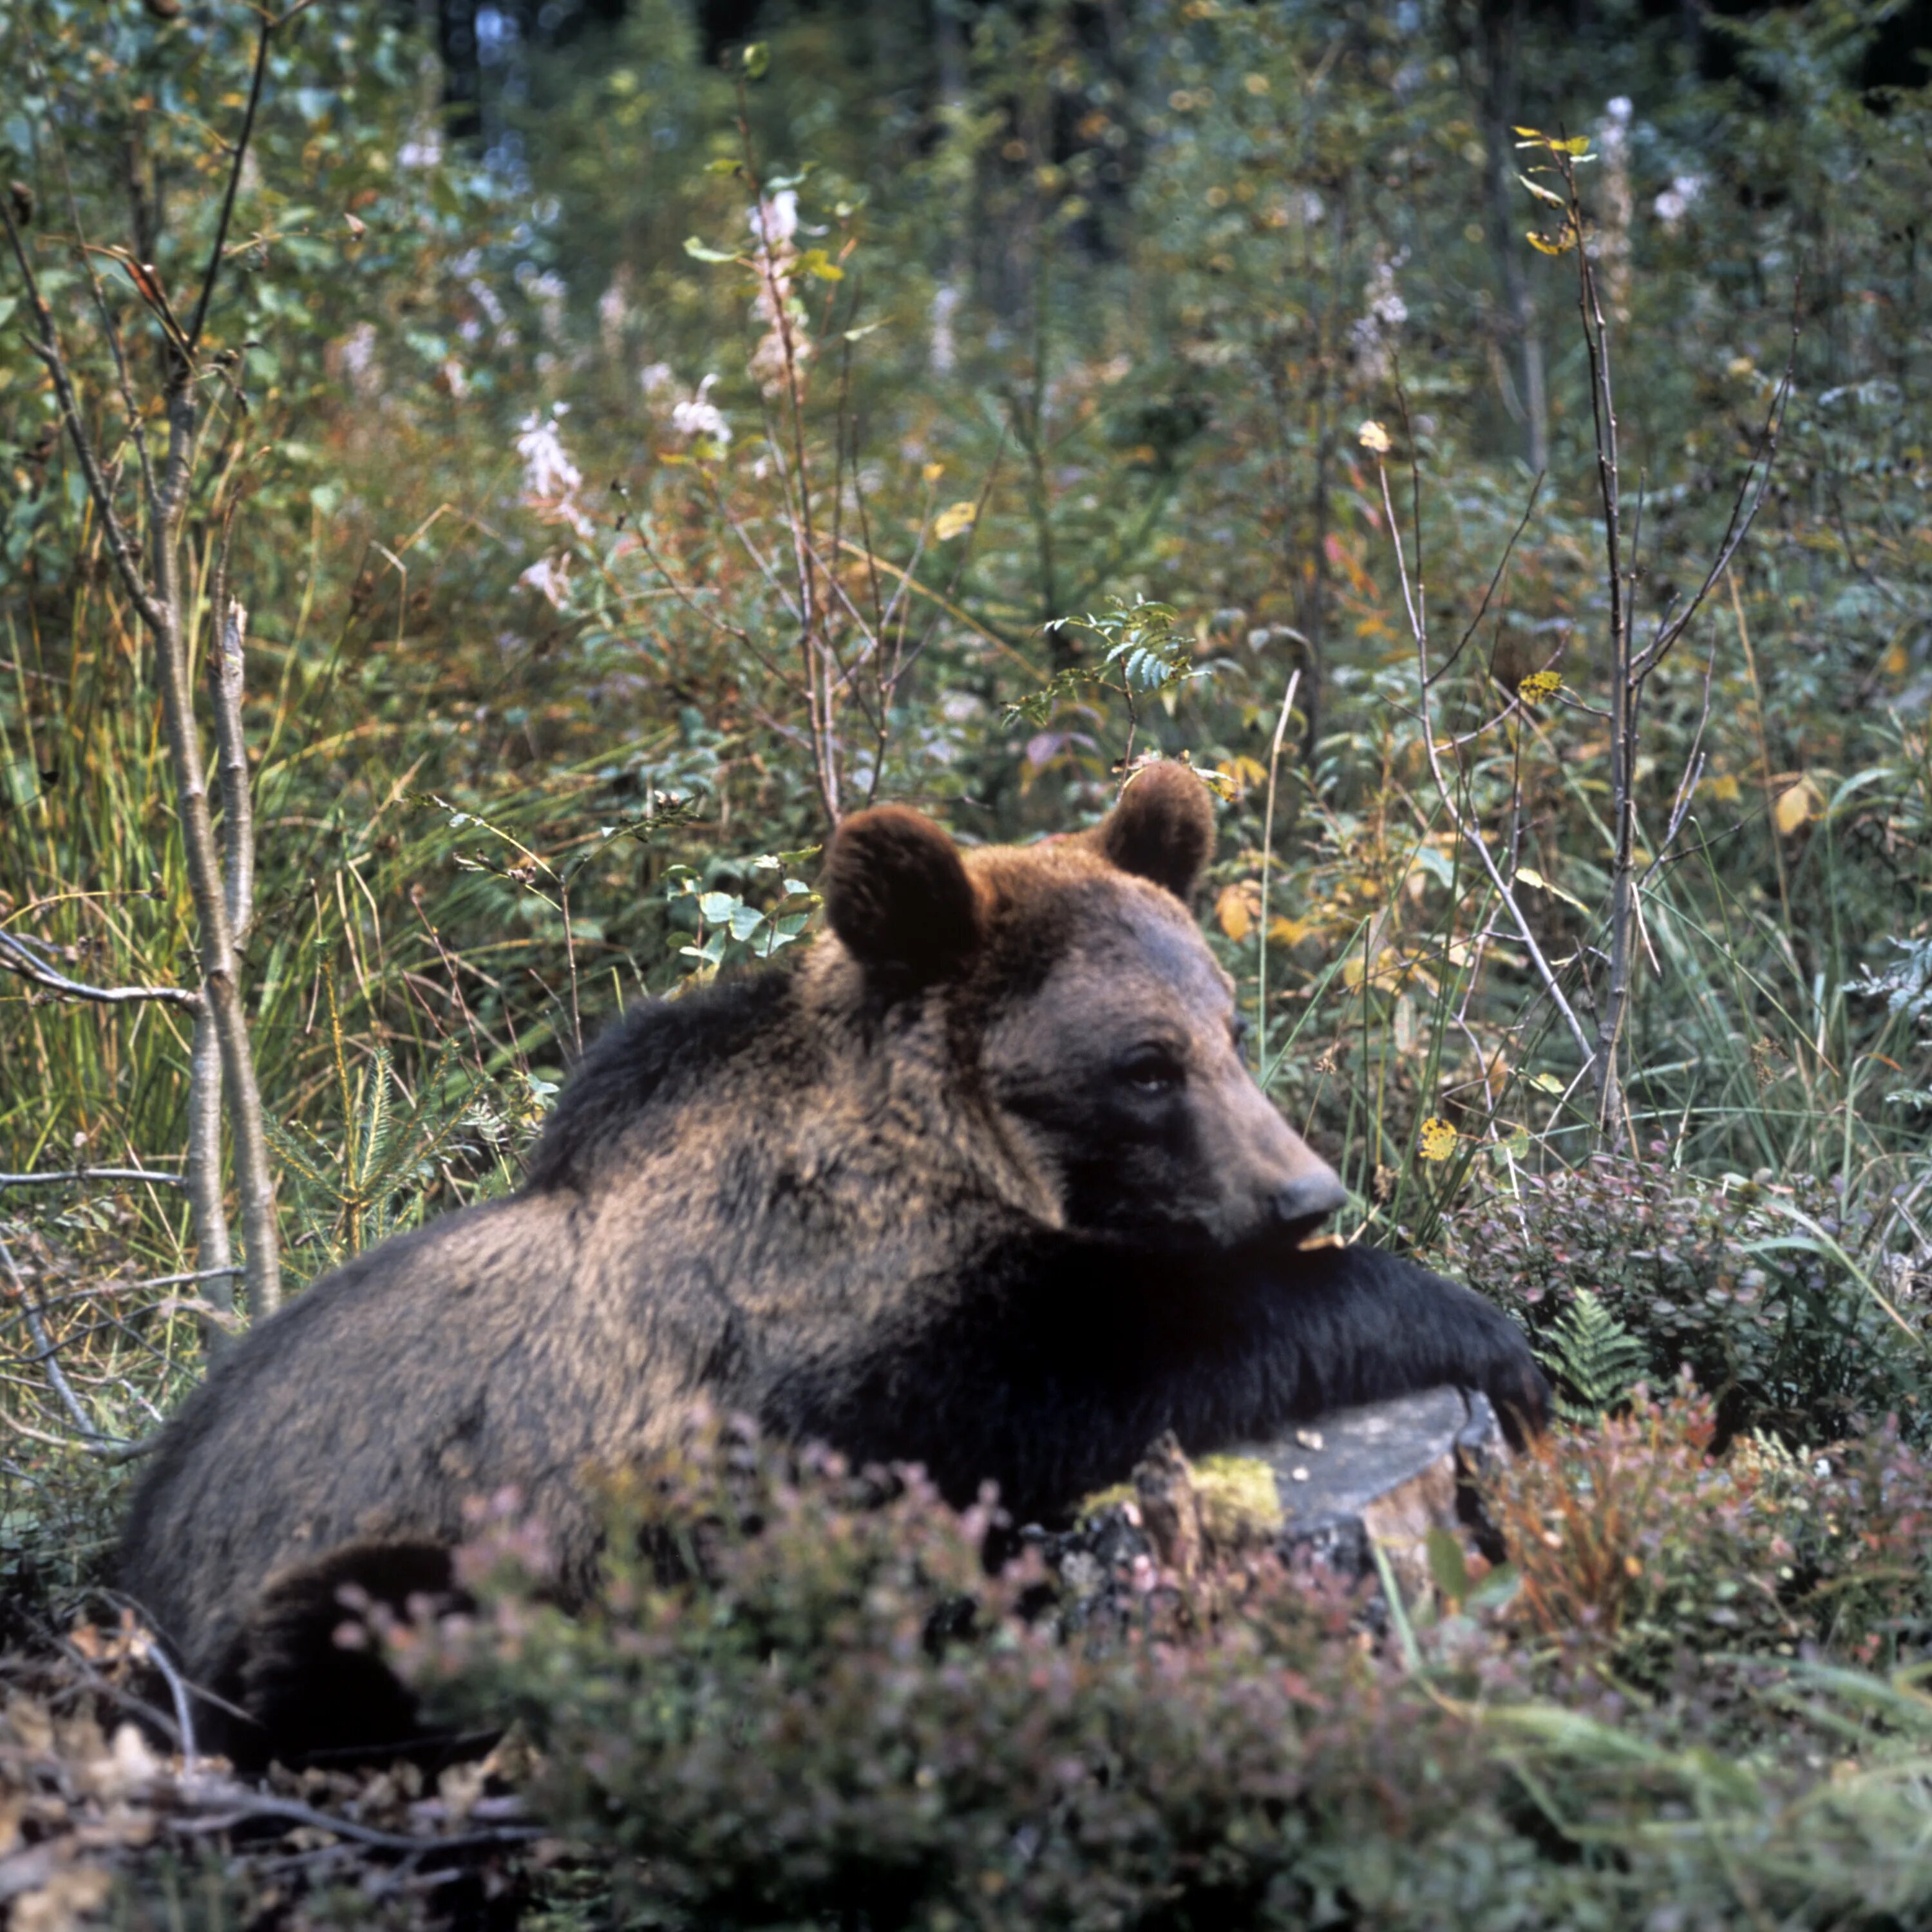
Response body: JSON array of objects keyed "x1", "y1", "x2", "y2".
[
  {"x1": 742, "y1": 41, "x2": 770, "y2": 79},
  {"x1": 683, "y1": 237, "x2": 739, "y2": 265},
  {"x1": 796, "y1": 247, "x2": 843, "y2": 282},
  {"x1": 1426, "y1": 1526, "x2": 1471, "y2": 1602},
  {"x1": 697, "y1": 891, "x2": 737, "y2": 923}
]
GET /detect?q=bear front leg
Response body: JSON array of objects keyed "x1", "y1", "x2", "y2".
[{"x1": 1247, "y1": 1244, "x2": 1550, "y2": 1444}]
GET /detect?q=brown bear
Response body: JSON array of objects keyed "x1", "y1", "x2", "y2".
[{"x1": 116, "y1": 763, "x2": 1546, "y2": 1761}]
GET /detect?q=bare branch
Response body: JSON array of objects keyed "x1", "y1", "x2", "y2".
[
  {"x1": 0, "y1": 929, "x2": 202, "y2": 1009},
  {"x1": 1373, "y1": 453, "x2": 1598, "y2": 1072},
  {"x1": 1629, "y1": 308, "x2": 1799, "y2": 683},
  {"x1": 0, "y1": 196, "x2": 168, "y2": 633},
  {"x1": 0, "y1": 1168, "x2": 189, "y2": 1190},
  {"x1": 184, "y1": 9, "x2": 275, "y2": 355},
  {"x1": 1255, "y1": 667, "x2": 1302, "y2": 1084},
  {"x1": 2, "y1": 1232, "x2": 116, "y2": 1450}
]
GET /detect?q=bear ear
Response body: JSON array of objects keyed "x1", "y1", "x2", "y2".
[
  {"x1": 1092, "y1": 762, "x2": 1217, "y2": 903},
  {"x1": 821, "y1": 804, "x2": 981, "y2": 989}
]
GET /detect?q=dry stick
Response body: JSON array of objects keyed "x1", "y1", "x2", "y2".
[
  {"x1": 0, "y1": 930, "x2": 201, "y2": 1009},
  {"x1": 155, "y1": 394, "x2": 281, "y2": 1320},
  {"x1": 0, "y1": 1168, "x2": 188, "y2": 1190},
  {"x1": 1571, "y1": 166, "x2": 1636, "y2": 1148},
  {"x1": 185, "y1": 526, "x2": 246, "y2": 1343},
  {"x1": 193, "y1": 584, "x2": 257, "y2": 1345},
  {"x1": 0, "y1": 1232, "x2": 132, "y2": 1455},
  {"x1": 165, "y1": 1781, "x2": 542, "y2": 1857},
  {"x1": 1373, "y1": 453, "x2": 1597, "y2": 1075},
  {"x1": 739, "y1": 112, "x2": 838, "y2": 826},
  {"x1": 1560, "y1": 140, "x2": 1798, "y2": 1148},
  {"x1": 3, "y1": 18, "x2": 289, "y2": 1319},
  {"x1": 1254, "y1": 668, "x2": 1302, "y2": 1086},
  {"x1": 1, "y1": 218, "x2": 164, "y2": 634}
]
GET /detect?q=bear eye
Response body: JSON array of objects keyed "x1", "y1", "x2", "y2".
[
  {"x1": 1229, "y1": 1012, "x2": 1253, "y2": 1051},
  {"x1": 1116, "y1": 1045, "x2": 1186, "y2": 1094}
]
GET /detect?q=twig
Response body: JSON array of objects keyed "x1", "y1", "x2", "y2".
[
  {"x1": 1255, "y1": 668, "x2": 1302, "y2": 1084},
  {"x1": 183, "y1": 10, "x2": 274, "y2": 354},
  {"x1": 1371, "y1": 448, "x2": 1597, "y2": 1072},
  {"x1": 1, "y1": 1232, "x2": 113, "y2": 1448},
  {"x1": 167, "y1": 1778, "x2": 541, "y2": 1855},
  {"x1": 0, "y1": 930, "x2": 202, "y2": 1009},
  {"x1": 0, "y1": 197, "x2": 167, "y2": 634},
  {"x1": 0, "y1": 1167, "x2": 189, "y2": 1190},
  {"x1": 140, "y1": 1638, "x2": 200, "y2": 1766}
]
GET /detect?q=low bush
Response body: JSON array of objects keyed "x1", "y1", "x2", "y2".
[
  {"x1": 392, "y1": 1414, "x2": 1932, "y2": 1931},
  {"x1": 1436, "y1": 1152, "x2": 1931, "y2": 1446},
  {"x1": 1481, "y1": 1382, "x2": 1932, "y2": 1680}
]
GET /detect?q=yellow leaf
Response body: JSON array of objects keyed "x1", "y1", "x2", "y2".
[
  {"x1": 1267, "y1": 915, "x2": 1315, "y2": 946},
  {"x1": 1707, "y1": 772, "x2": 1741, "y2": 804},
  {"x1": 1517, "y1": 172, "x2": 1566, "y2": 207},
  {"x1": 1217, "y1": 755, "x2": 1268, "y2": 794},
  {"x1": 1773, "y1": 782, "x2": 1814, "y2": 835},
  {"x1": 1515, "y1": 866, "x2": 1588, "y2": 914},
  {"x1": 1215, "y1": 884, "x2": 1255, "y2": 943},
  {"x1": 1518, "y1": 668, "x2": 1562, "y2": 704},
  {"x1": 933, "y1": 500, "x2": 978, "y2": 541},
  {"x1": 1341, "y1": 947, "x2": 1398, "y2": 990},
  {"x1": 921, "y1": 461, "x2": 945, "y2": 482},
  {"x1": 1417, "y1": 1117, "x2": 1459, "y2": 1162},
  {"x1": 1357, "y1": 419, "x2": 1392, "y2": 454},
  {"x1": 1525, "y1": 225, "x2": 1578, "y2": 256}
]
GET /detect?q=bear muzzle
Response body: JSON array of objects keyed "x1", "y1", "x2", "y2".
[{"x1": 1271, "y1": 1166, "x2": 1350, "y2": 1242}]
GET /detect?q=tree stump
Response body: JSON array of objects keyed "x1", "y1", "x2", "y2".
[{"x1": 1036, "y1": 1387, "x2": 1504, "y2": 1615}]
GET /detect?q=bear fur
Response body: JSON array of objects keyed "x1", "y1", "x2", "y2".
[{"x1": 116, "y1": 763, "x2": 1546, "y2": 1761}]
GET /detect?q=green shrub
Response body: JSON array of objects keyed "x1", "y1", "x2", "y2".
[
  {"x1": 390, "y1": 1414, "x2": 1932, "y2": 1931},
  {"x1": 1437, "y1": 1152, "x2": 1931, "y2": 1446}
]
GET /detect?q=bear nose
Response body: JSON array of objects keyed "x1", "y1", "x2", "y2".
[{"x1": 1271, "y1": 1170, "x2": 1348, "y2": 1233}]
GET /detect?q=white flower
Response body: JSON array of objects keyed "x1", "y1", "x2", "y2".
[
  {"x1": 670, "y1": 373, "x2": 731, "y2": 446},
  {"x1": 1654, "y1": 173, "x2": 1705, "y2": 233},
  {"x1": 337, "y1": 321, "x2": 380, "y2": 399},
  {"x1": 1606, "y1": 95, "x2": 1633, "y2": 125},
  {"x1": 515, "y1": 409, "x2": 583, "y2": 502},
  {"x1": 748, "y1": 189, "x2": 799, "y2": 247},
  {"x1": 527, "y1": 270, "x2": 567, "y2": 342},
  {"x1": 639, "y1": 361, "x2": 676, "y2": 396},
  {"x1": 929, "y1": 281, "x2": 961, "y2": 375},
  {"x1": 466, "y1": 276, "x2": 506, "y2": 328},
  {"x1": 518, "y1": 554, "x2": 571, "y2": 609}
]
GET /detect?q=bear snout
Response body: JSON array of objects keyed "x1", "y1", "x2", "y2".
[{"x1": 1270, "y1": 1168, "x2": 1349, "y2": 1238}]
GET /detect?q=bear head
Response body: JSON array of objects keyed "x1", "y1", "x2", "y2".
[{"x1": 819, "y1": 762, "x2": 1347, "y2": 1252}]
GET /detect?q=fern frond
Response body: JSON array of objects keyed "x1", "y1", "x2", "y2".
[{"x1": 1540, "y1": 1289, "x2": 1649, "y2": 1425}]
